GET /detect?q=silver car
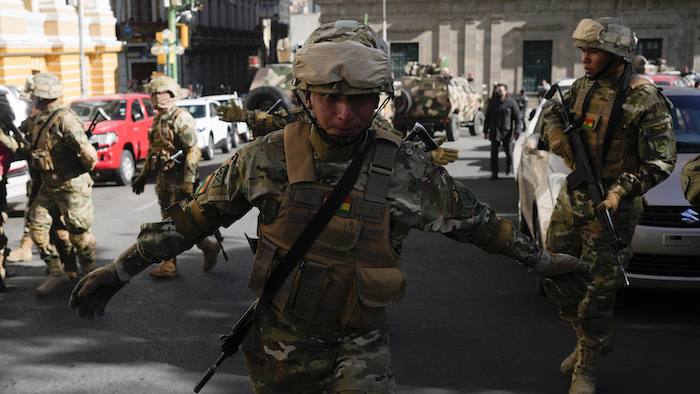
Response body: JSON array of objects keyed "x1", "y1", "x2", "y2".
[{"x1": 516, "y1": 85, "x2": 700, "y2": 290}]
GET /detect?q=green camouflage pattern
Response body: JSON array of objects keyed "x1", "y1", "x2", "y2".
[
  {"x1": 241, "y1": 314, "x2": 394, "y2": 393},
  {"x1": 304, "y1": 20, "x2": 385, "y2": 51},
  {"x1": 147, "y1": 75, "x2": 180, "y2": 97},
  {"x1": 542, "y1": 73, "x2": 675, "y2": 349},
  {"x1": 132, "y1": 125, "x2": 553, "y2": 390},
  {"x1": 681, "y1": 154, "x2": 700, "y2": 207},
  {"x1": 248, "y1": 64, "x2": 295, "y2": 95},
  {"x1": 542, "y1": 74, "x2": 676, "y2": 198},
  {"x1": 25, "y1": 101, "x2": 96, "y2": 268},
  {"x1": 544, "y1": 180, "x2": 643, "y2": 348},
  {"x1": 395, "y1": 75, "x2": 483, "y2": 124}
]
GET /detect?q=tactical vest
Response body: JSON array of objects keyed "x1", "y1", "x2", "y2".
[
  {"x1": 31, "y1": 107, "x2": 89, "y2": 183},
  {"x1": 572, "y1": 76, "x2": 652, "y2": 180},
  {"x1": 147, "y1": 107, "x2": 186, "y2": 171},
  {"x1": 249, "y1": 122, "x2": 407, "y2": 329}
]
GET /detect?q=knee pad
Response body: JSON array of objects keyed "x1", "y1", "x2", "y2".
[
  {"x1": 29, "y1": 228, "x2": 50, "y2": 248},
  {"x1": 69, "y1": 231, "x2": 96, "y2": 250}
]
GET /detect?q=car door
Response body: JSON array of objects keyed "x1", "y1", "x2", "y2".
[{"x1": 133, "y1": 97, "x2": 154, "y2": 160}]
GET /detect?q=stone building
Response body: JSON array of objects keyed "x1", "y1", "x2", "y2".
[{"x1": 316, "y1": 0, "x2": 700, "y2": 94}]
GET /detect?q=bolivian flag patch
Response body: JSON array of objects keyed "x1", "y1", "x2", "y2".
[
  {"x1": 324, "y1": 193, "x2": 352, "y2": 217},
  {"x1": 582, "y1": 118, "x2": 594, "y2": 131}
]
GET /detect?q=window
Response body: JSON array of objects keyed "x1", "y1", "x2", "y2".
[
  {"x1": 523, "y1": 41, "x2": 552, "y2": 92},
  {"x1": 390, "y1": 43, "x2": 419, "y2": 78},
  {"x1": 132, "y1": 100, "x2": 144, "y2": 122},
  {"x1": 636, "y1": 38, "x2": 662, "y2": 61}
]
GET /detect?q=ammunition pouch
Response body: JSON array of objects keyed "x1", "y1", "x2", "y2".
[{"x1": 30, "y1": 149, "x2": 54, "y2": 171}]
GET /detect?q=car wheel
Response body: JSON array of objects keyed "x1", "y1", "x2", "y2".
[
  {"x1": 470, "y1": 111, "x2": 485, "y2": 136},
  {"x1": 243, "y1": 86, "x2": 293, "y2": 112},
  {"x1": 202, "y1": 134, "x2": 215, "y2": 160},
  {"x1": 393, "y1": 88, "x2": 413, "y2": 117},
  {"x1": 240, "y1": 123, "x2": 252, "y2": 142},
  {"x1": 115, "y1": 149, "x2": 135, "y2": 186},
  {"x1": 446, "y1": 114, "x2": 460, "y2": 141},
  {"x1": 221, "y1": 126, "x2": 236, "y2": 153}
]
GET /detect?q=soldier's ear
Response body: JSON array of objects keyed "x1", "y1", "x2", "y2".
[{"x1": 304, "y1": 91, "x2": 312, "y2": 109}]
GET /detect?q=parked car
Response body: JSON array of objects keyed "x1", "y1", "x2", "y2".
[
  {"x1": 516, "y1": 85, "x2": 700, "y2": 290},
  {"x1": 1, "y1": 85, "x2": 31, "y2": 206},
  {"x1": 69, "y1": 94, "x2": 154, "y2": 185},
  {"x1": 639, "y1": 73, "x2": 691, "y2": 87},
  {"x1": 175, "y1": 97, "x2": 231, "y2": 160},
  {"x1": 204, "y1": 93, "x2": 253, "y2": 144}
]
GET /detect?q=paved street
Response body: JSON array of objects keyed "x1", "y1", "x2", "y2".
[{"x1": 1, "y1": 128, "x2": 698, "y2": 394}]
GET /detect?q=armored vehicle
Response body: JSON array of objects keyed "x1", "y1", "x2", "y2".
[
  {"x1": 243, "y1": 63, "x2": 296, "y2": 112},
  {"x1": 392, "y1": 74, "x2": 485, "y2": 141}
]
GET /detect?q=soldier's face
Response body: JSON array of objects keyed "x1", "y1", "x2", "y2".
[
  {"x1": 581, "y1": 47, "x2": 614, "y2": 77},
  {"x1": 306, "y1": 91, "x2": 379, "y2": 138}
]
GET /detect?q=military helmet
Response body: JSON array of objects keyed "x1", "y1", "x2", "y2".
[
  {"x1": 147, "y1": 75, "x2": 180, "y2": 98},
  {"x1": 32, "y1": 72, "x2": 62, "y2": 99},
  {"x1": 572, "y1": 17, "x2": 637, "y2": 62},
  {"x1": 293, "y1": 20, "x2": 393, "y2": 95},
  {"x1": 19, "y1": 75, "x2": 35, "y2": 101}
]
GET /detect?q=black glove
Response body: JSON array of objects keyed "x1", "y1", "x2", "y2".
[
  {"x1": 131, "y1": 172, "x2": 149, "y2": 195},
  {"x1": 68, "y1": 263, "x2": 126, "y2": 319}
]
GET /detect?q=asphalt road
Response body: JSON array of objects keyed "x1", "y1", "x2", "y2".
[{"x1": 1, "y1": 128, "x2": 698, "y2": 394}]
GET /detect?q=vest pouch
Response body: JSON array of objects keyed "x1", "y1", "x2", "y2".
[
  {"x1": 247, "y1": 236, "x2": 299, "y2": 313},
  {"x1": 289, "y1": 260, "x2": 329, "y2": 322},
  {"x1": 316, "y1": 216, "x2": 362, "y2": 252},
  {"x1": 30, "y1": 149, "x2": 54, "y2": 171},
  {"x1": 339, "y1": 267, "x2": 407, "y2": 329}
]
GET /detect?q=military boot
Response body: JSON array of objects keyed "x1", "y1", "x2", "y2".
[
  {"x1": 149, "y1": 258, "x2": 178, "y2": 277},
  {"x1": 8, "y1": 235, "x2": 34, "y2": 262},
  {"x1": 569, "y1": 344, "x2": 603, "y2": 394},
  {"x1": 199, "y1": 239, "x2": 221, "y2": 272},
  {"x1": 36, "y1": 258, "x2": 71, "y2": 297},
  {"x1": 561, "y1": 341, "x2": 613, "y2": 376}
]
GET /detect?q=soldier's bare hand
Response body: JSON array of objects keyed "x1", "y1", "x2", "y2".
[{"x1": 69, "y1": 263, "x2": 125, "y2": 319}]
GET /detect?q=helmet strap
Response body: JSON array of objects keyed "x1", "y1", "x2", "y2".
[{"x1": 587, "y1": 55, "x2": 624, "y2": 80}]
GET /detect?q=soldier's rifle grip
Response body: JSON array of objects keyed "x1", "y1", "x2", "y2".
[
  {"x1": 404, "y1": 122, "x2": 439, "y2": 151},
  {"x1": 213, "y1": 230, "x2": 228, "y2": 261},
  {"x1": 0, "y1": 113, "x2": 31, "y2": 146}
]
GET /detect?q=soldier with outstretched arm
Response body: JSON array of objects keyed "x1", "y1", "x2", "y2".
[{"x1": 70, "y1": 21, "x2": 592, "y2": 393}]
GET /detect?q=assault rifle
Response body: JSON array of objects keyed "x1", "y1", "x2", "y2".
[
  {"x1": 266, "y1": 98, "x2": 297, "y2": 123},
  {"x1": 0, "y1": 113, "x2": 31, "y2": 146},
  {"x1": 86, "y1": 107, "x2": 111, "y2": 138},
  {"x1": 404, "y1": 121, "x2": 439, "y2": 151},
  {"x1": 544, "y1": 85, "x2": 629, "y2": 287}
]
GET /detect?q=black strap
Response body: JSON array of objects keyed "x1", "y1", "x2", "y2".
[
  {"x1": 256, "y1": 129, "x2": 378, "y2": 314},
  {"x1": 601, "y1": 64, "x2": 632, "y2": 169}
]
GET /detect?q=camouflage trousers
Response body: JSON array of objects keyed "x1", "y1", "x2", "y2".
[
  {"x1": 544, "y1": 181, "x2": 643, "y2": 348},
  {"x1": 27, "y1": 173, "x2": 96, "y2": 267},
  {"x1": 241, "y1": 309, "x2": 396, "y2": 393}
]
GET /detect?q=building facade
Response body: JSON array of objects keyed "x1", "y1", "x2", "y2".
[
  {"x1": 0, "y1": 0, "x2": 121, "y2": 102},
  {"x1": 316, "y1": 0, "x2": 700, "y2": 94}
]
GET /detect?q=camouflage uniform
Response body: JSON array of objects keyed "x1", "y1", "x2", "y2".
[
  {"x1": 681, "y1": 154, "x2": 700, "y2": 207},
  {"x1": 70, "y1": 20, "x2": 592, "y2": 393},
  {"x1": 26, "y1": 89, "x2": 98, "y2": 296},
  {"x1": 541, "y1": 53, "x2": 676, "y2": 388}
]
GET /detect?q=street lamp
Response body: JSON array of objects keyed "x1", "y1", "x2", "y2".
[{"x1": 150, "y1": 28, "x2": 186, "y2": 78}]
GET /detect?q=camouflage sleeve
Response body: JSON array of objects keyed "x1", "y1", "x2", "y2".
[
  {"x1": 541, "y1": 79, "x2": 580, "y2": 143},
  {"x1": 0, "y1": 131, "x2": 18, "y2": 152},
  {"x1": 389, "y1": 143, "x2": 538, "y2": 262},
  {"x1": 58, "y1": 110, "x2": 98, "y2": 170},
  {"x1": 173, "y1": 110, "x2": 199, "y2": 182},
  {"x1": 246, "y1": 108, "x2": 294, "y2": 133},
  {"x1": 616, "y1": 85, "x2": 676, "y2": 197}
]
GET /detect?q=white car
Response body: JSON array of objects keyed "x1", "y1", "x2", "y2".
[
  {"x1": 0, "y1": 85, "x2": 30, "y2": 207},
  {"x1": 204, "y1": 93, "x2": 253, "y2": 144},
  {"x1": 517, "y1": 85, "x2": 700, "y2": 290},
  {"x1": 176, "y1": 97, "x2": 233, "y2": 160}
]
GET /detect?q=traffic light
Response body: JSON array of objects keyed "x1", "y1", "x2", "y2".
[{"x1": 177, "y1": 23, "x2": 189, "y2": 48}]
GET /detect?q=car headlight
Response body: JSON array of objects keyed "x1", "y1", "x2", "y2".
[{"x1": 89, "y1": 131, "x2": 118, "y2": 148}]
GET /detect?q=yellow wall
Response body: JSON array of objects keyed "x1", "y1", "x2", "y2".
[{"x1": 0, "y1": 0, "x2": 122, "y2": 103}]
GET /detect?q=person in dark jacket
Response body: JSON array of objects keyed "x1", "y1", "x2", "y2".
[{"x1": 483, "y1": 83, "x2": 521, "y2": 179}]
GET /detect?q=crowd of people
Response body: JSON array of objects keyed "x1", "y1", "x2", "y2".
[{"x1": 0, "y1": 15, "x2": 697, "y2": 394}]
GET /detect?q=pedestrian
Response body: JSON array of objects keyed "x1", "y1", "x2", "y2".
[
  {"x1": 216, "y1": 98, "x2": 460, "y2": 165},
  {"x1": 6, "y1": 72, "x2": 99, "y2": 297},
  {"x1": 130, "y1": 75, "x2": 220, "y2": 277},
  {"x1": 517, "y1": 88, "x2": 530, "y2": 131},
  {"x1": 69, "y1": 20, "x2": 592, "y2": 393},
  {"x1": 483, "y1": 83, "x2": 521, "y2": 179},
  {"x1": 537, "y1": 79, "x2": 551, "y2": 102},
  {"x1": 541, "y1": 17, "x2": 676, "y2": 394}
]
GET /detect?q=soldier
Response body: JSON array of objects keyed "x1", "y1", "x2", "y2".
[
  {"x1": 130, "y1": 75, "x2": 220, "y2": 277},
  {"x1": 9, "y1": 72, "x2": 99, "y2": 297},
  {"x1": 681, "y1": 154, "x2": 700, "y2": 207},
  {"x1": 216, "y1": 98, "x2": 460, "y2": 166},
  {"x1": 541, "y1": 17, "x2": 676, "y2": 394},
  {"x1": 4, "y1": 76, "x2": 78, "y2": 279},
  {"x1": 69, "y1": 21, "x2": 592, "y2": 392}
]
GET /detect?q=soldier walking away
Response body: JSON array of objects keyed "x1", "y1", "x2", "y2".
[
  {"x1": 69, "y1": 21, "x2": 592, "y2": 393},
  {"x1": 541, "y1": 17, "x2": 676, "y2": 394},
  {"x1": 483, "y1": 83, "x2": 521, "y2": 179},
  {"x1": 130, "y1": 75, "x2": 220, "y2": 277},
  {"x1": 12, "y1": 72, "x2": 99, "y2": 297}
]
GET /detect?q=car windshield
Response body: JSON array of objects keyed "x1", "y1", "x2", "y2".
[
  {"x1": 69, "y1": 99, "x2": 127, "y2": 121},
  {"x1": 180, "y1": 104, "x2": 206, "y2": 119},
  {"x1": 667, "y1": 94, "x2": 700, "y2": 152}
]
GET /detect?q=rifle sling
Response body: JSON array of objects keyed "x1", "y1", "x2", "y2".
[
  {"x1": 601, "y1": 64, "x2": 632, "y2": 170},
  {"x1": 33, "y1": 108, "x2": 67, "y2": 148},
  {"x1": 255, "y1": 129, "x2": 377, "y2": 317}
]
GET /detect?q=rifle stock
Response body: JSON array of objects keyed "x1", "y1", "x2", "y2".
[{"x1": 547, "y1": 85, "x2": 630, "y2": 287}]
